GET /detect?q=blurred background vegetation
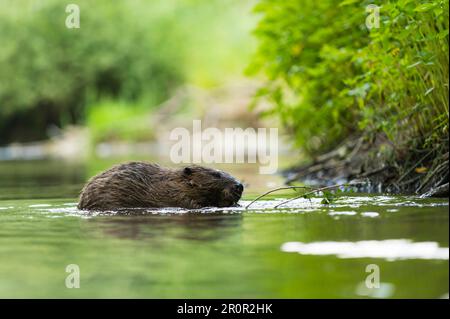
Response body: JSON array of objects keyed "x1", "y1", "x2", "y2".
[{"x1": 0, "y1": 0, "x2": 257, "y2": 146}]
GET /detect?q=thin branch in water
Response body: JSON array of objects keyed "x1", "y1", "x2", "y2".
[
  {"x1": 245, "y1": 186, "x2": 313, "y2": 209},
  {"x1": 273, "y1": 182, "x2": 363, "y2": 209}
]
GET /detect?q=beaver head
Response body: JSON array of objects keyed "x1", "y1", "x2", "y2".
[{"x1": 180, "y1": 165, "x2": 244, "y2": 207}]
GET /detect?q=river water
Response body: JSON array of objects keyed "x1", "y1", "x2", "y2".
[{"x1": 0, "y1": 159, "x2": 448, "y2": 298}]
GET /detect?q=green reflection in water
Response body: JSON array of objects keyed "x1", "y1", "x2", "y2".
[{"x1": 0, "y1": 160, "x2": 448, "y2": 298}]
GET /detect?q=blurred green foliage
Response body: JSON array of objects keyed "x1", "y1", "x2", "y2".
[
  {"x1": 0, "y1": 0, "x2": 184, "y2": 143},
  {"x1": 249, "y1": 0, "x2": 449, "y2": 157},
  {"x1": 87, "y1": 100, "x2": 155, "y2": 144},
  {"x1": 0, "y1": 0, "x2": 255, "y2": 144}
]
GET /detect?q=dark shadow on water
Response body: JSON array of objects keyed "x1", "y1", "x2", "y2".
[{"x1": 81, "y1": 209, "x2": 243, "y2": 242}]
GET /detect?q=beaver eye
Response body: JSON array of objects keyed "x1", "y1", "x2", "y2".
[
  {"x1": 183, "y1": 167, "x2": 193, "y2": 175},
  {"x1": 211, "y1": 172, "x2": 221, "y2": 178}
]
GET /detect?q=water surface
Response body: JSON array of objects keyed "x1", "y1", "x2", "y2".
[{"x1": 0, "y1": 160, "x2": 448, "y2": 298}]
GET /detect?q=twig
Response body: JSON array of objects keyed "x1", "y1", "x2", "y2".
[
  {"x1": 397, "y1": 148, "x2": 434, "y2": 183},
  {"x1": 245, "y1": 186, "x2": 314, "y2": 209},
  {"x1": 416, "y1": 158, "x2": 449, "y2": 193},
  {"x1": 273, "y1": 182, "x2": 363, "y2": 209}
]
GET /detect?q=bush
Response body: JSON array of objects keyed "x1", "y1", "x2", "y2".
[{"x1": 249, "y1": 0, "x2": 449, "y2": 157}]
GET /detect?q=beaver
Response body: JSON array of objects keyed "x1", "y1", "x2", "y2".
[{"x1": 77, "y1": 162, "x2": 244, "y2": 211}]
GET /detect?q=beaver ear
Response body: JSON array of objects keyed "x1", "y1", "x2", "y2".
[{"x1": 183, "y1": 167, "x2": 193, "y2": 176}]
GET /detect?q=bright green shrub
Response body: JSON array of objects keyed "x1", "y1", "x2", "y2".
[
  {"x1": 354, "y1": 0, "x2": 449, "y2": 151},
  {"x1": 249, "y1": 0, "x2": 449, "y2": 157}
]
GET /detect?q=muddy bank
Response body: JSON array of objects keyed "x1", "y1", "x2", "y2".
[{"x1": 283, "y1": 135, "x2": 449, "y2": 198}]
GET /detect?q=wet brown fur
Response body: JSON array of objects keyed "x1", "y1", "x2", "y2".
[{"x1": 78, "y1": 162, "x2": 243, "y2": 211}]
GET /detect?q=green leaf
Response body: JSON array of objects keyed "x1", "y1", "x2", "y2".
[{"x1": 414, "y1": 3, "x2": 437, "y2": 12}]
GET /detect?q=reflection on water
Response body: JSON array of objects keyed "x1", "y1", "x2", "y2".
[
  {"x1": 281, "y1": 240, "x2": 449, "y2": 260},
  {"x1": 83, "y1": 213, "x2": 243, "y2": 241},
  {"x1": 355, "y1": 282, "x2": 396, "y2": 298},
  {"x1": 0, "y1": 159, "x2": 448, "y2": 298}
]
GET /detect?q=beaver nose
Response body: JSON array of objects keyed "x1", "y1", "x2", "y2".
[{"x1": 234, "y1": 183, "x2": 244, "y2": 194}]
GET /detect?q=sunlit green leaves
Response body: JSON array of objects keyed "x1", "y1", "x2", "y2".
[
  {"x1": 250, "y1": 0, "x2": 449, "y2": 158},
  {"x1": 321, "y1": 191, "x2": 335, "y2": 205}
]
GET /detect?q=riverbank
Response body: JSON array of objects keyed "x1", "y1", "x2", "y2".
[
  {"x1": 283, "y1": 134, "x2": 449, "y2": 198},
  {"x1": 249, "y1": 0, "x2": 449, "y2": 199}
]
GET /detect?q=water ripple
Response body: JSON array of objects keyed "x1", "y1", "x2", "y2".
[{"x1": 12, "y1": 195, "x2": 448, "y2": 217}]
